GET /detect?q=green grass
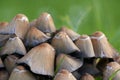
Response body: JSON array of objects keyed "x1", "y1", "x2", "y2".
[{"x1": 0, "y1": 0, "x2": 120, "y2": 80}]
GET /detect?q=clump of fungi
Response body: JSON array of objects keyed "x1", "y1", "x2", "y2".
[{"x1": 0, "y1": 12, "x2": 120, "y2": 80}]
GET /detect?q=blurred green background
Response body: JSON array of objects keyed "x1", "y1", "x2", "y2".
[{"x1": 0, "y1": 0, "x2": 120, "y2": 52}]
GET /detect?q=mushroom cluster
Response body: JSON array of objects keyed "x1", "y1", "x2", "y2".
[{"x1": 0, "y1": 12, "x2": 120, "y2": 80}]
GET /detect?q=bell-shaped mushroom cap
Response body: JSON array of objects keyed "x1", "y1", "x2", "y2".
[
  {"x1": 60, "y1": 27, "x2": 80, "y2": 41},
  {"x1": 75, "y1": 35, "x2": 95, "y2": 58},
  {"x1": 36, "y1": 12, "x2": 56, "y2": 33},
  {"x1": 91, "y1": 31, "x2": 119, "y2": 58},
  {"x1": 9, "y1": 66, "x2": 36, "y2": 80},
  {"x1": 0, "y1": 69, "x2": 9, "y2": 80},
  {"x1": 103, "y1": 62, "x2": 120, "y2": 80},
  {"x1": 0, "y1": 58, "x2": 4, "y2": 68},
  {"x1": 4, "y1": 55, "x2": 19, "y2": 73},
  {"x1": 80, "y1": 73, "x2": 95, "y2": 80},
  {"x1": 51, "y1": 31, "x2": 80, "y2": 54},
  {"x1": 54, "y1": 69, "x2": 76, "y2": 80},
  {"x1": 56, "y1": 54, "x2": 83, "y2": 72},
  {"x1": 0, "y1": 14, "x2": 29, "y2": 40},
  {"x1": 25, "y1": 27, "x2": 50, "y2": 47},
  {"x1": 17, "y1": 43, "x2": 55, "y2": 76},
  {"x1": 0, "y1": 37, "x2": 26, "y2": 56}
]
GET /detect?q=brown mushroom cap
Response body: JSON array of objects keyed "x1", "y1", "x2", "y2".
[
  {"x1": 54, "y1": 69, "x2": 76, "y2": 80},
  {"x1": 0, "y1": 37, "x2": 26, "y2": 56},
  {"x1": 91, "y1": 31, "x2": 119, "y2": 58},
  {"x1": 60, "y1": 27, "x2": 80, "y2": 41},
  {"x1": 51, "y1": 31, "x2": 80, "y2": 54},
  {"x1": 25, "y1": 27, "x2": 50, "y2": 47},
  {"x1": 56, "y1": 54, "x2": 83, "y2": 72},
  {"x1": 17, "y1": 43, "x2": 55, "y2": 76},
  {"x1": 36, "y1": 12, "x2": 56, "y2": 33},
  {"x1": 79, "y1": 73, "x2": 95, "y2": 80},
  {"x1": 9, "y1": 66, "x2": 36, "y2": 80},
  {"x1": 0, "y1": 14, "x2": 30, "y2": 40},
  {"x1": 103, "y1": 62, "x2": 120, "y2": 80},
  {"x1": 75, "y1": 35, "x2": 95, "y2": 58}
]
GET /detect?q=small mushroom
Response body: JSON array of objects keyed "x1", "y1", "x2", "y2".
[
  {"x1": 4, "y1": 55, "x2": 19, "y2": 73},
  {"x1": 36, "y1": 12, "x2": 56, "y2": 33},
  {"x1": 75, "y1": 35, "x2": 95, "y2": 58},
  {"x1": 60, "y1": 26, "x2": 80, "y2": 41},
  {"x1": 0, "y1": 69, "x2": 9, "y2": 80},
  {"x1": 79, "y1": 73, "x2": 95, "y2": 80},
  {"x1": 29, "y1": 19, "x2": 37, "y2": 27},
  {"x1": 9, "y1": 66, "x2": 36, "y2": 80},
  {"x1": 54, "y1": 69, "x2": 77, "y2": 80},
  {"x1": 0, "y1": 37, "x2": 26, "y2": 56},
  {"x1": 25, "y1": 27, "x2": 50, "y2": 47},
  {"x1": 51, "y1": 31, "x2": 80, "y2": 54},
  {"x1": 91, "y1": 31, "x2": 119, "y2": 58},
  {"x1": 0, "y1": 14, "x2": 30, "y2": 40},
  {"x1": 17, "y1": 43, "x2": 55, "y2": 76},
  {"x1": 103, "y1": 62, "x2": 120, "y2": 80},
  {"x1": 56, "y1": 53, "x2": 83, "y2": 73}
]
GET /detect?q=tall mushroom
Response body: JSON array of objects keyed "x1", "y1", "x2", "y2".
[
  {"x1": 51, "y1": 31, "x2": 80, "y2": 54},
  {"x1": 17, "y1": 43, "x2": 55, "y2": 76}
]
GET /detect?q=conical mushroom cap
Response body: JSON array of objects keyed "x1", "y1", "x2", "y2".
[
  {"x1": 103, "y1": 62, "x2": 120, "y2": 80},
  {"x1": 25, "y1": 27, "x2": 50, "y2": 47},
  {"x1": 56, "y1": 54, "x2": 83, "y2": 72},
  {"x1": 0, "y1": 69, "x2": 9, "y2": 80},
  {"x1": 0, "y1": 14, "x2": 29, "y2": 40},
  {"x1": 36, "y1": 12, "x2": 56, "y2": 33},
  {"x1": 0, "y1": 37, "x2": 26, "y2": 56},
  {"x1": 0, "y1": 58, "x2": 4, "y2": 68},
  {"x1": 9, "y1": 66, "x2": 36, "y2": 80},
  {"x1": 54, "y1": 69, "x2": 76, "y2": 80},
  {"x1": 60, "y1": 27, "x2": 80, "y2": 41},
  {"x1": 91, "y1": 31, "x2": 119, "y2": 58},
  {"x1": 75, "y1": 35, "x2": 95, "y2": 58},
  {"x1": 80, "y1": 73, "x2": 95, "y2": 80},
  {"x1": 51, "y1": 31, "x2": 80, "y2": 54},
  {"x1": 4, "y1": 55, "x2": 19, "y2": 73},
  {"x1": 17, "y1": 43, "x2": 55, "y2": 76}
]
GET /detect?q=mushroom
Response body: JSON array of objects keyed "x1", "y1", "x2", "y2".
[
  {"x1": 103, "y1": 62, "x2": 120, "y2": 80},
  {"x1": 9, "y1": 66, "x2": 36, "y2": 80},
  {"x1": 51, "y1": 31, "x2": 80, "y2": 54},
  {"x1": 0, "y1": 36, "x2": 26, "y2": 56},
  {"x1": 91, "y1": 31, "x2": 119, "y2": 58},
  {"x1": 56, "y1": 53, "x2": 83, "y2": 73},
  {"x1": 60, "y1": 26, "x2": 80, "y2": 41},
  {"x1": 17, "y1": 43, "x2": 55, "y2": 76},
  {"x1": 4, "y1": 55, "x2": 19, "y2": 73},
  {"x1": 79, "y1": 73, "x2": 95, "y2": 80},
  {"x1": 29, "y1": 19, "x2": 37, "y2": 27},
  {"x1": 25, "y1": 27, "x2": 50, "y2": 47},
  {"x1": 54, "y1": 69, "x2": 76, "y2": 80},
  {"x1": 0, "y1": 14, "x2": 30, "y2": 40},
  {"x1": 36, "y1": 12, "x2": 56, "y2": 33},
  {"x1": 75, "y1": 35, "x2": 95, "y2": 58}
]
